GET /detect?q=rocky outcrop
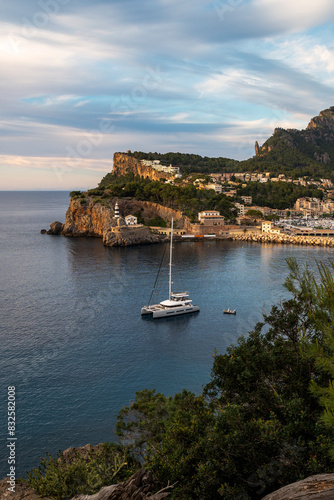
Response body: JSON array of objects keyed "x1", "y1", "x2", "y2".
[
  {"x1": 229, "y1": 231, "x2": 334, "y2": 247},
  {"x1": 263, "y1": 474, "x2": 334, "y2": 499},
  {"x1": 0, "y1": 479, "x2": 51, "y2": 500},
  {"x1": 48, "y1": 220, "x2": 64, "y2": 235},
  {"x1": 61, "y1": 443, "x2": 105, "y2": 464},
  {"x1": 62, "y1": 198, "x2": 116, "y2": 237},
  {"x1": 48, "y1": 197, "x2": 176, "y2": 246},
  {"x1": 72, "y1": 469, "x2": 172, "y2": 500},
  {"x1": 307, "y1": 107, "x2": 334, "y2": 134},
  {"x1": 103, "y1": 226, "x2": 163, "y2": 246},
  {"x1": 113, "y1": 153, "x2": 175, "y2": 182}
]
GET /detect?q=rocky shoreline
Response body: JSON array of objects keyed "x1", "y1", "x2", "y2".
[
  {"x1": 42, "y1": 197, "x2": 169, "y2": 247},
  {"x1": 42, "y1": 195, "x2": 334, "y2": 248},
  {"x1": 228, "y1": 231, "x2": 334, "y2": 247}
]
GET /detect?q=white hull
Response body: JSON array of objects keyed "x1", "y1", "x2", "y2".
[
  {"x1": 141, "y1": 218, "x2": 200, "y2": 319},
  {"x1": 141, "y1": 304, "x2": 200, "y2": 319}
]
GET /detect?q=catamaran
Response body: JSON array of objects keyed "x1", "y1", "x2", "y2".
[{"x1": 141, "y1": 219, "x2": 200, "y2": 319}]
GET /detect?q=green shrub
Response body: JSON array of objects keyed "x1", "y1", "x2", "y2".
[
  {"x1": 145, "y1": 216, "x2": 167, "y2": 227},
  {"x1": 26, "y1": 443, "x2": 139, "y2": 500},
  {"x1": 87, "y1": 188, "x2": 105, "y2": 197},
  {"x1": 69, "y1": 191, "x2": 82, "y2": 198}
]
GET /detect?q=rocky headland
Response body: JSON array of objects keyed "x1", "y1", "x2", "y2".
[
  {"x1": 112, "y1": 152, "x2": 175, "y2": 182},
  {"x1": 45, "y1": 196, "x2": 190, "y2": 246}
]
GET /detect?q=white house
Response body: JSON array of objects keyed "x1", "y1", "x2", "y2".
[
  {"x1": 198, "y1": 210, "x2": 224, "y2": 226},
  {"x1": 125, "y1": 215, "x2": 138, "y2": 225},
  {"x1": 262, "y1": 221, "x2": 280, "y2": 234},
  {"x1": 206, "y1": 183, "x2": 222, "y2": 194},
  {"x1": 262, "y1": 221, "x2": 273, "y2": 233},
  {"x1": 198, "y1": 210, "x2": 221, "y2": 221}
]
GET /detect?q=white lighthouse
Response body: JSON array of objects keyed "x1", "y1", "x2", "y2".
[{"x1": 114, "y1": 202, "x2": 119, "y2": 219}]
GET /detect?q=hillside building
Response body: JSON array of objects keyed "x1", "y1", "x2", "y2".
[
  {"x1": 140, "y1": 159, "x2": 181, "y2": 177},
  {"x1": 198, "y1": 210, "x2": 225, "y2": 226},
  {"x1": 125, "y1": 215, "x2": 138, "y2": 225},
  {"x1": 262, "y1": 221, "x2": 280, "y2": 234},
  {"x1": 241, "y1": 196, "x2": 252, "y2": 205},
  {"x1": 234, "y1": 203, "x2": 245, "y2": 216},
  {"x1": 206, "y1": 183, "x2": 222, "y2": 193}
]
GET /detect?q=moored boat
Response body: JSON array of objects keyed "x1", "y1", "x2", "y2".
[
  {"x1": 223, "y1": 308, "x2": 236, "y2": 315},
  {"x1": 141, "y1": 219, "x2": 200, "y2": 319}
]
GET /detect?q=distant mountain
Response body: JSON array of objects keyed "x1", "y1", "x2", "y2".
[{"x1": 243, "y1": 107, "x2": 334, "y2": 178}]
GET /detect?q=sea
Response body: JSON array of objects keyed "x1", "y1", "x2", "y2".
[{"x1": 0, "y1": 191, "x2": 333, "y2": 479}]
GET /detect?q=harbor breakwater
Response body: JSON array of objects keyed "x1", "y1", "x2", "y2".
[{"x1": 229, "y1": 231, "x2": 334, "y2": 247}]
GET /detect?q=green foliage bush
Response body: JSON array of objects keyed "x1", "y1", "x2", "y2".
[
  {"x1": 145, "y1": 216, "x2": 167, "y2": 227},
  {"x1": 69, "y1": 191, "x2": 82, "y2": 198},
  {"x1": 70, "y1": 191, "x2": 86, "y2": 201},
  {"x1": 26, "y1": 443, "x2": 138, "y2": 500}
]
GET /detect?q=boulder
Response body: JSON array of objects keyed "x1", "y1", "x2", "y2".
[
  {"x1": 263, "y1": 474, "x2": 334, "y2": 500},
  {"x1": 61, "y1": 443, "x2": 104, "y2": 464},
  {"x1": 71, "y1": 469, "x2": 171, "y2": 500},
  {"x1": 47, "y1": 221, "x2": 64, "y2": 235}
]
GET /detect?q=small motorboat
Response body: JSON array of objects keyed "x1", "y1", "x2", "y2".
[{"x1": 223, "y1": 308, "x2": 236, "y2": 315}]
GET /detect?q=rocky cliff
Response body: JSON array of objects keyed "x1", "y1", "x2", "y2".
[
  {"x1": 307, "y1": 106, "x2": 334, "y2": 134},
  {"x1": 112, "y1": 153, "x2": 175, "y2": 182},
  {"x1": 46, "y1": 197, "x2": 188, "y2": 246},
  {"x1": 255, "y1": 106, "x2": 334, "y2": 167},
  {"x1": 62, "y1": 198, "x2": 116, "y2": 237},
  {"x1": 116, "y1": 199, "x2": 191, "y2": 230}
]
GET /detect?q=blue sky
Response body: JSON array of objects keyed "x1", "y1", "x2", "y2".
[{"x1": 1, "y1": 0, "x2": 334, "y2": 190}]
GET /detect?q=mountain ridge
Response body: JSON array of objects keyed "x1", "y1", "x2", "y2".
[
  {"x1": 98, "y1": 106, "x2": 334, "y2": 182},
  {"x1": 253, "y1": 106, "x2": 334, "y2": 172}
]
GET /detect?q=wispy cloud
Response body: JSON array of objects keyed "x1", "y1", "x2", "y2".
[{"x1": 1, "y1": 0, "x2": 334, "y2": 188}]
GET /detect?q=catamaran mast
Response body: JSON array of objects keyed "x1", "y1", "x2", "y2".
[{"x1": 169, "y1": 218, "x2": 173, "y2": 300}]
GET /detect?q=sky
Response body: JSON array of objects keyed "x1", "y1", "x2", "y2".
[{"x1": 1, "y1": 0, "x2": 334, "y2": 190}]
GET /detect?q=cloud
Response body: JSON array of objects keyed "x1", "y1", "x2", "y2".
[{"x1": 1, "y1": 0, "x2": 334, "y2": 188}]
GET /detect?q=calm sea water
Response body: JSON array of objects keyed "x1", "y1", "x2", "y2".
[{"x1": 0, "y1": 191, "x2": 333, "y2": 479}]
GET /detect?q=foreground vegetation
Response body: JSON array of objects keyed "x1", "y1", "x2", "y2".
[
  {"x1": 27, "y1": 260, "x2": 334, "y2": 499},
  {"x1": 26, "y1": 443, "x2": 138, "y2": 499}
]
